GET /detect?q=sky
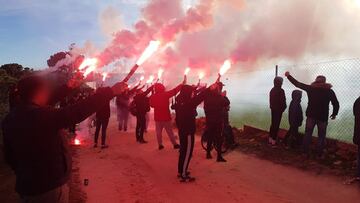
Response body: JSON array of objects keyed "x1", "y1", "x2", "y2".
[{"x1": 0, "y1": 0, "x2": 150, "y2": 69}]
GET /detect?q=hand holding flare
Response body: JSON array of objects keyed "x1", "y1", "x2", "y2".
[
  {"x1": 217, "y1": 59, "x2": 232, "y2": 82},
  {"x1": 122, "y1": 40, "x2": 161, "y2": 83},
  {"x1": 183, "y1": 67, "x2": 190, "y2": 84}
]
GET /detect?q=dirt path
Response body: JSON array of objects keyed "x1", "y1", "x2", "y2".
[{"x1": 76, "y1": 119, "x2": 360, "y2": 203}]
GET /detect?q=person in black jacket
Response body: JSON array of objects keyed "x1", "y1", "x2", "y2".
[
  {"x1": 353, "y1": 97, "x2": 360, "y2": 180},
  {"x1": 204, "y1": 82, "x2": 230, "y2": 162},
  {"x1": 132, "y1": 86, "x2": 153, "y2": 143},
  {"x1": 269, "y1": 77, "x2": 287, "y2": 146},
  {"x1": 285, "y1": 72, "x2": 339, "y2": 156},
  {"x1": 174, "y1": 84, "x2": 210, "y2": 181},
  {"x1": 94, "y1": 99, "x2": 110, "y2": 148},
  {"x1": 284, "y1": 90, "x2": 303, "y2": 148},
  {"x1": 2, "y1": 75, "x2": 127, "y2": 202}
]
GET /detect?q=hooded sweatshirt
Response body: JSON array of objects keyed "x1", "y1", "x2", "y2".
[
  {"x1": 150, "y1": 83, "x2": 182, "y2": 122},
  {"x1": 288, "y1": 90, "x2": 303, "y2": 127},
  {"x1": 269, "y1": 77, "x2": 287, "y2": 112},
  {"x1": 2, "y1": 87, "x2": 114, "y2": 195},
  {"x1": 174, "y1": 85, "x2": 207, "y2": 135},
  {"x1": 287, "y1": 75, "x2": 339, "y2": 122}
]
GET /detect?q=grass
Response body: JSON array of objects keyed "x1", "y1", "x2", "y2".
[{"x1": 229, "y1": 106, "x2": 354, "y2": 143}]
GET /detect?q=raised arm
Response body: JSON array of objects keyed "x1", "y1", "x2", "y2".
[
  {"x1": 285, "y1": 72, "x2": 310, "y2": 91},
  {"x1": 330, "y1": 89, "x2": 340, "y2": 119},
  {"x1": 48, "y1": 85, "x2": 73, "y2": 106},
  {"x1": 167, "y1": 84, "x2": 183, "y2": 98},
  {"x1": 142, "y1": 85, "x2": 154, "y2": 97},
  {"x1": 190, "y1": 88, "x2": 210, "y2": 108},
  {"x1": 41, "y1": 82, "x2": 127, "y2": 129}
]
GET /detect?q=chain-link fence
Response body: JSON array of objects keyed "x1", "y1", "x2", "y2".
[{"x1": 226, "y1": 58, "x2": 360, "y2": 143}]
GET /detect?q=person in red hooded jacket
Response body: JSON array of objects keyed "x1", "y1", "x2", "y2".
[{"x1": 150, "y1": 83, "x2": 182, "y2": 150}]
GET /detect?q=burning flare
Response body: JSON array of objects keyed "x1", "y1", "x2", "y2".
[
  {"x1": 136, "y1": 40, "x2": 161, "y2": 66},
  {"x1": 79, "y1": 58, "x2": 98, "y2": 77},
  {"x1": 157, "y1": 69, "x2": 164, "y2": 80},
  {"x1": 102, "y1": 72, "x2": 108, "y2": 82},
  {"x1": 74, "y1": 138, "x2": 81, "y2": 145},
  {"x1": 146, "y1": 75, "x2": 155, "y2": 84},
  {"x1": 198, "y1": 71, "x2": 205, "y2": 80},
  {"x1": 79, "y1": 58, "x2": 98, "y2": 70},
  {"x1": 83, "y1": 65, "x2": 96, "y2": 77},
  {"x1": 140, "y1": 76, "x2": 145, "y2": 81},
  {"x1": 219, "y1": 59, "x2": 232, "y2": 76},
  {"x1": 184, "y1": 67, "x2": 191, "y2": 75}
]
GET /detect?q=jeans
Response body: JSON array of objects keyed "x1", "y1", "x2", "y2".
[
  {"x1": 155, "y1": 121, "x2": 177, "y2": 146},
  {"x1": 136, "y1": 114, "x2": 146, "y2": 141},
  {"x1": 95, "y1": 118, "x2": 109, "y2": 145},
  {"x1": 269, "y1": 110, "x2": 283, "y2": 140},
  {"x1": 178, "y1": 132, "x2": 195, "y2": 176},
  {"x1": 21, "y1": 183, "x2": 69, "y2": 203},
  {"x1": 303, "y1": 117, "x2": 328, "y2": 154}
]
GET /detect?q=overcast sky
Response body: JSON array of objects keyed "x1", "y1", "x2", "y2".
[{"x1": 0, "y1": 0, "x2": 149, "y2": 68}]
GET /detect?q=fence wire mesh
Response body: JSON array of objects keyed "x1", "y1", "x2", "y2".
[{"x1": 226, "y1": 58, "x2": 360, "y2": 143}]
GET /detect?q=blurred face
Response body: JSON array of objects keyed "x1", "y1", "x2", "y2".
[{"x1": 33, "y1": 84, "x2": 50, "y2": 106}]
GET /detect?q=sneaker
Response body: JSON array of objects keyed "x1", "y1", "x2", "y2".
[
  {"x1": 139, "y1": 139, "x2": 148, "y2": 144},
  {"x1": 177, "y1": 171, "x2": 191, "y2": 178},
  {"x1": 158, "y1": 145, "x2": 164, "y2": 150},
  {"x1": 179, "y1": 175, "x2": 196, "y2": 183},
  {"x1": 268, "y1": 137, "x2": 276, "y2": 146},
  {"x1": 101, "y1": 145, "x2": 109, "y2": 149},
  {"x1": 93, "y1": 143, "x2": 98, "y2": 148},
  {"x1": 217, "y1": 156, "x2": 227, "y2": 162},
  {"x1": 174, "y1": 144, "x2": 180, "y2": 149},
  {"x1": 206, "y1": 153, "x2": 212, "y2": 159}
]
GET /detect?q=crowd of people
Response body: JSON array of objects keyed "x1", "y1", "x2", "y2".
[
  {"x1": 2, "y1": 70, "x2": 360, "y2": 202},
  {"x1": 1, "y1": 73, "x2": 233, "y2": 201},
  {"x1": 269, "y1": 72, "x2": 359, "y2": 182}
]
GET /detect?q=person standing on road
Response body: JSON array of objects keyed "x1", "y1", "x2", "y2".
[
  {"x1": 269, "y1": 76, "x2": 287, "y2": 146},
  {"x1": 132, "y1": 85, "x2": 153, "y2": 143},
  {"x1": 285, "y1": 72, "x2": 339, "y2": 157},
  {"x1": 2, "y1": 74, "x2": 127, "y2": 203},
  {"x1": 353, "y1": 96, "x2": 360, "y2": 181},
  {"x1": 174, "y1": 84, "x2": 211, "y2": 181},
  {"x1": 150, "y1": 83, "x2": 182, "y2": 150},
  {"x1": 94, "y1": 98, "x2": 111, "y2": 149},
  {"x1": 116, "y1": 93, "x2": 130, "y2": 131},
  {"x1": 204, "y1": 82, "x2": 230, "y2": 162}
]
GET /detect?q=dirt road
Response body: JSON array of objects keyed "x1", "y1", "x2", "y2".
[{"x1": 75, "y1": 119, "x2": 360, "y2": 203}]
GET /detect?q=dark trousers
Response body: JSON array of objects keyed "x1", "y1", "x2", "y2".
[
  {"x1": 303, "y1": 117, "x2": 328, "y2": 155},
  {"x1": 357, "y1": 145, "x2": 360, "y2": 177},
  {"x1": 95, "y1": 118, "x2": 109, "y2": 145},
  {"x1": 269, "y1": 110, "x2": 283, "y2": 140},
  {"x1": 178, "y1": 132, "x2": 195, "y2": 176},
  {"x1": 284, "y1": 125, "x2": 301, "y2": 147},
  {"x1": 118, "y1": 108, "x2": 129, "y2": 131},
  {"x1": 136, "y1": 114, "x2": 146, "y2": 141},
  {"x1": 206, "y1": 122, "x2": 223, "y2": 157}
]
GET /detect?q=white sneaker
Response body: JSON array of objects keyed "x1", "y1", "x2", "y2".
[{"x1": 268, "y1": 137, "x2": 276, "y2": 146}]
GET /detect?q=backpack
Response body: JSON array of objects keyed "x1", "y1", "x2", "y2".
[{"x1": 129, "y1": 100, "x2": 137, "y2": 116}]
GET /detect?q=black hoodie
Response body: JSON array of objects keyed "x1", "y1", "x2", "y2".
[
  {"x1": 287, "y1": 75, "x2": 339, "y2": 122},
  {"x1": 2, "y1": 88, "x2": 113, "y2": 196},
  {"x1": 174, "y1": 86, "x2": 207, "y2": 135}
]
